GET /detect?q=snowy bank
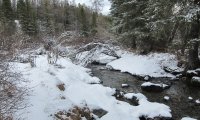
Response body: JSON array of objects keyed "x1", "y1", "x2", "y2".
[{"x1": 107, "y1": 53, "x2": 178, "y2": 77}]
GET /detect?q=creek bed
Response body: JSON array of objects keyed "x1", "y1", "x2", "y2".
[{"x1": 90, "y1": 64, "x2": 200, "y2": 120}]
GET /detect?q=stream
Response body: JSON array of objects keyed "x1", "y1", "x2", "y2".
[{"x1": 89, "y1": 64, "x2": 200, "y2": 120}]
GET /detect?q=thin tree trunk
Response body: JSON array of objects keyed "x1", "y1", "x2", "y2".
[
  {"x1": 168, "y1": 21, "x2": 179, "y2": 44},
  {"x1": 188, "y1": 41, "x2": 200, "y2": 69}
]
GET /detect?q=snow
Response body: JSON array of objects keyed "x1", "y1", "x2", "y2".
[
  {"x1": 124, "y1": 93, "x2": 147, "y2": 100},
  {"x1": 107, "y1": 53, "x2": 177, "y2": 77},
  {"x1": 13, "y1": 54, "x2": 172, "y2": 120},
  {"x1": 181, "y1": 117, "x2": 197, "y2": 120}
]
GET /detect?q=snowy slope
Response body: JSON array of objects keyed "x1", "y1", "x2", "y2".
[{"x1": 14, "y1": 55, "x2": 172, "y2": 120}]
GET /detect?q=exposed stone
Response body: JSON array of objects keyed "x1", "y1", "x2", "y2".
[
  {"x1": 57, "y1": 83, "x2": 65, "y2": 91},
  {"x1": 92, "y1": 108, "x2": 108, "y2": 118}
]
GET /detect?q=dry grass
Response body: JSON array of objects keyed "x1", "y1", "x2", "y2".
[{"x1": 54, "y1": 106, "x2": 94, "y2": 120}]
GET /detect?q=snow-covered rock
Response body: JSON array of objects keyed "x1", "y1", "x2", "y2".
[
  {"x1": 188, "y1": 96, "x2": 193, "y2": 101},
  {"x1": 186, "y1": 70, "x2": 198, "y2": 78},
  {"x1": 195, "y1": 99, "x2": 200, "y2": 104},
  {"x1": 141, "y1": 82, "x2": 170, "y2": 92},
  {"x1": 164, "y1": 96, "x2": 170, "y2": 101},
  {"x1": 191, "y1": 76, "x2": 200, "y2": 86},
  {"x1": 144, "y1": 76, "x2": 150, "y2": 81},
  {"x1": 121, "y1": 84, "x2": 129, "y2": 88},
  {"x1": 181, "y1": 117, "x2": 197, "y2": 120},
  {"x1": 107, "y1": 53, "x2": 178, "y2": 77}
]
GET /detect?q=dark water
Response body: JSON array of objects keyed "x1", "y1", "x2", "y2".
[{"x1": 90, "y1": 65, "x2": 200, "y2": 120}]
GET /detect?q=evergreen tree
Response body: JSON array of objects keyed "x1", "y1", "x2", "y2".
[
  {"x1": 91, "y1": 12, "x2": 97, "y2": 35},
  {"x1": 43, "y1": 0, "x2": 55, "y2": 36},
  {"x1": 1, "y1": 0, "x2": 15, "y2": 34},
  {"x1": 110, "y1": 0, "x2": 177, "y2": 53},
  {"x1": 17, "y1": 0, "x2": 38, "y2": 36},
  {"x1": 78, "y1": 5, "x2": 89, "y2": 36}
]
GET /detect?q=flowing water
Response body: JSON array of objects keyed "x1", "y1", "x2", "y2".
[{"x1": 90, "y1": 65, "x2": 200, "y2": 120}]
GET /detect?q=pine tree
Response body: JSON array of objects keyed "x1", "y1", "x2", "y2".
[
  {"x1": 43, "y1": 0, "x2": 55, "y2": 36},
  {"x1": 110, "y1": 0, "x2": 149, "y2": 51},
  {"x1": 63, "y1": 1, "x2": 70, "y2": 30},
  {"x1": 17, "y1": 0, "x2": 38, "y2": 36},
  {"x1": 1, "y1": 0, "x2": 15, "y2": 34},
  {"x1": 78, "y1": 5, "x2": 89, "y2": 36},
  {"x1": 91, "y1": 12, "x2": 97, "y2": 35}
]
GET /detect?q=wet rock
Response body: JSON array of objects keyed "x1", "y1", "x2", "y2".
[
  {"x1": 124, "y1": 93, "x2": 147, "y2": 106},
  {"x1": 113, "y1": 89, "x2": 124, "y2": 99},
  {"x1": 92, "y1": 108, "x2": 108, "y2": 118},
  {"x1": 127, "y1": 96, "x2": 139, "y2": 106},
  {"x1": 141, "y1": 82, "x2": 170, "y2": 92}
]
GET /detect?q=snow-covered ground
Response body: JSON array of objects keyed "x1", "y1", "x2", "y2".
[
  {"x1": 107, "y1": 53, "x2": 179, "y2": 77},
  {"x1": 13, "y1": 54, "x2": 172, "y2": 120}
]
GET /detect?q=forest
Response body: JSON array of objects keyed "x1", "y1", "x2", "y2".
[{"x1": 0, "y1": 0, "x2": 200, "y2": 120}]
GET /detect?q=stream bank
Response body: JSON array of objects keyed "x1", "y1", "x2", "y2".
[{"x1": 90, "y1": 64, "x2": 200, "y2": 120}]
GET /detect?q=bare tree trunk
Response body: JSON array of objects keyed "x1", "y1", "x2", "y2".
[
  {"x1": 188, "y1": 41, "x2": 200, "y2": 69},
  {"x1": 187, "y1": 11, "x2": 200, "y2": 70},
  {"x1": 168, "y1": 21, "x2": 179, "y2": 44}
]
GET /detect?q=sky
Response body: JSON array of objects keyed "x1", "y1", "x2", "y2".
[{"x1": 70, "y1": 0, "x2": 111, "y2": 15}]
